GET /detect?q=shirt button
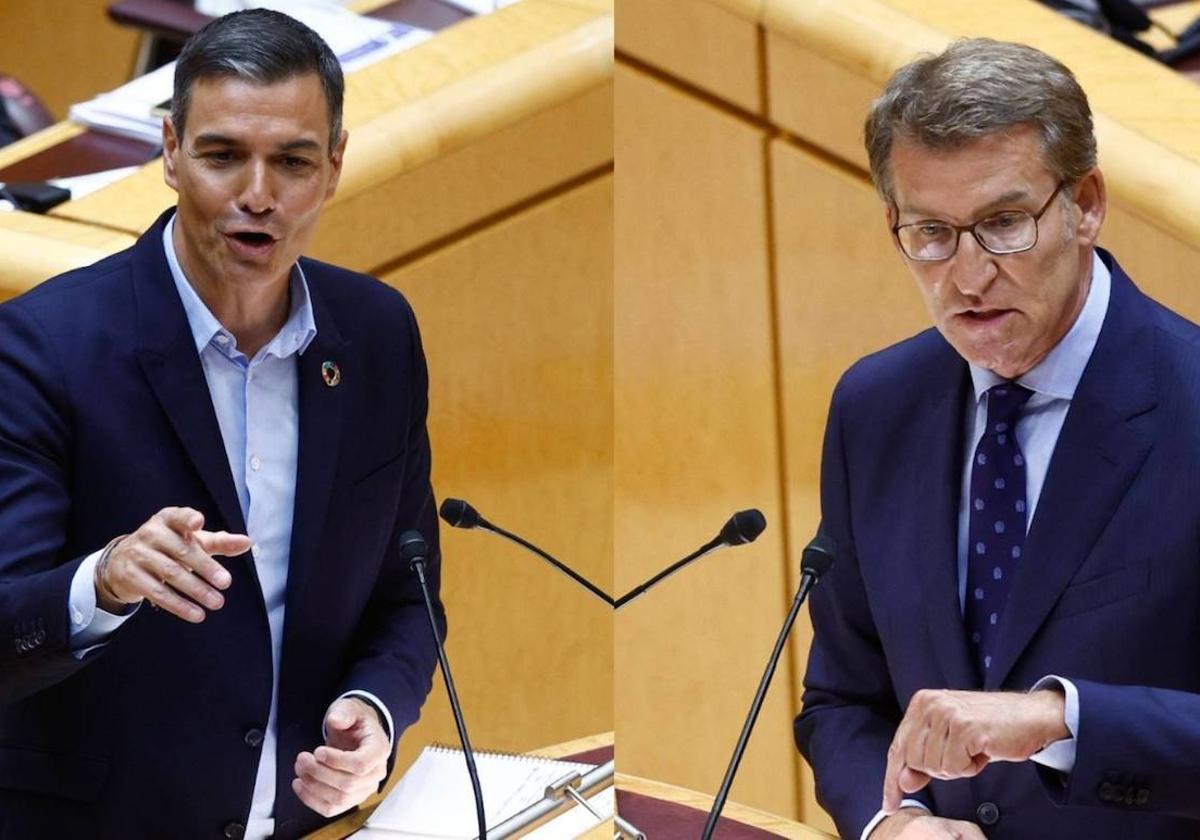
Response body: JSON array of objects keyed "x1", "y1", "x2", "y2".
[
  {"x1": 251, "y1": 544, "x2": 261, "y2": 557},
  {"x1": 215, "y1": 334, "x2": 229, "y2": 345},
  {"x1": 244, "y1": 729, "x2": 264, "y2": 748},
  {"x1": 976, "y1": 801, "x2": 1000, "y2": 826},
  {"x1": 72, "y1": 609, "x2": 84, "y2": 625},
  {"x1": 249, "y1": 455, "x2": 261, "y2": 471}
]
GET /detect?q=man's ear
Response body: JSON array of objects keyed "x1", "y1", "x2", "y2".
[
  {"x1": 885, "y1": 201, "x2": 905, "y2": 257},
  {"x1": 1071, "y1": 167, "x2": 1106, "y2": 247},
  {"x1": 325, "y1": 129, "x2": 349, "y2": 200},
  {"x1": 163, "y1": 117, "x2": 180, "y2": 193}
]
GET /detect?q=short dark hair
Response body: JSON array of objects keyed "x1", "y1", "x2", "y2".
[
  {"x1": 171, "y1": 8, "x2": 344, "y2": 152},
  {"x1": 865, "y1": 38, "x2": 1096, "y2": 203}
]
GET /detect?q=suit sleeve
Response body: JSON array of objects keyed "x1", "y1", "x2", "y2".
[
  {"x1": 0, "y1": 303, "x2": 110, "y2": 701},
  {"x1": 794, "y1": 381, "x2": 930, "y2": 838},
  {"x1": 335, "y1": 300, "x2": 443, "y2": 756},
  {"x1": 1036, "y1": 678, "x2": 1200, "y2": 819}
]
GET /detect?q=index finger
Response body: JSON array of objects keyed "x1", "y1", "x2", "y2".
[
  {"x1": 882, "y1": 702, "x2": 921, "y2": 813},
  {"x1": 314, "y1": 744, "x2": 386, "y2": 776},
  {"x1": 882, "y1": 731, "x2": 907, "y2": 814},
  {"x1": 179, "y1": 544, "x2": 233, "y2": 590},
  {"x1": 194, "y1": 529, "x2": 253, "y2": 557},
  {"x1": 158, "y1": 506, "x2": 205, "y2": 535}
]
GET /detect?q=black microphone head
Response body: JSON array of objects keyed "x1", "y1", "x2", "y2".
[
  {"x1": 801, "y1": 533, "x2": 836, "y2": 579},
  {"x1": 439, "y1": 498, "x2": 482, "y2": 529},
  {"x1": 399, "y1": 530, "x2": 429, "y2": 564},
  {"x1": 719, "y1": 508, "x2": 767, "y2": 546},
  {"x1": 1097, "y1": 0, "x2": 1153, "y2": 32}
]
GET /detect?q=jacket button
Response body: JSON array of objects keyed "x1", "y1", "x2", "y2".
[
  {"x1": 244, "y1": 729, "x2": 264, "y2": 748},
  {"x1": 1098, "y1": 782, "x2": 1115, "y2": 802},
  {"x1": 976, "y1": 802, "x2": 1000, "y2": 826},
  {"x1": 1135, "y1": 788, "x2": 1150, "y2": 806},
  {"x1": 223, "y1": 822, "x2": 245, "y2": 839}
]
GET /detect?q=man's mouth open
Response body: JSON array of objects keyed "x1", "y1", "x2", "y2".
[{"x1": 224, "y1": 230, "x2": 277, "y2": 258}]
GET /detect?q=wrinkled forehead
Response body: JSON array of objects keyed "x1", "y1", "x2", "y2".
[
  {"x1": 888, "y1": 127, "x2": 1054, "y2": 220},
  {"x1": 181, "y1": 73, "x2": 332, "y2": 149}
]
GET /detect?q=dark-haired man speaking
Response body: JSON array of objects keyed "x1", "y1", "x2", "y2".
[{"x1": 0, "y1": 10, "x2": 440, "y2": 838}]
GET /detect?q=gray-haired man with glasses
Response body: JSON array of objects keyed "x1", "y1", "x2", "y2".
[{"x1": 797, "y1": 38, "x2": 1200, "y2": 840}]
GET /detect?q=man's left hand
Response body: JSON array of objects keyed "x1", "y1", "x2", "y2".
[
  {"x1": 882, "y1": 689, "x2": 1068, "y2": 813},
  {"x1": 293, "y1": 697, "x2": 390, "y2": 818}
]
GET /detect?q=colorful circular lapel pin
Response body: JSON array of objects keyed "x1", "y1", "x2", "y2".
[{"x1": 321, "y1": 360, "x2": 341, "y2": 388}]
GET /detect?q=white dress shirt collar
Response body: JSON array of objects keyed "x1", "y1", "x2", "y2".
[{"x1": 968, "y1": 250, "x2": 1111, "y2": 403}]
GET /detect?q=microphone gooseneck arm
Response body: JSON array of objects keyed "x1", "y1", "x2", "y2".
[
  {"x1": 404, "y1": 533, "x2": 487, "y2": 839},
  {"x1": 700, "y1": 533, "x2": 835, "y2": 839},
  {"x1": 700, "y1": 569, "x2": 821, "y2": 838},
  {"x1": 482, "y1": 519, "x2": 615, "y2": 607},
  {"x1": 613, "y1": 537, "x2": 723, "y2": 609}
]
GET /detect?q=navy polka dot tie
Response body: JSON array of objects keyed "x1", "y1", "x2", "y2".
[{"x1": 965, "y1": 383, "x2": 1032, "y2": 677}]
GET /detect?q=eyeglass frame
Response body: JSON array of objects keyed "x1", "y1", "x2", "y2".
[{"x1": 890, "y1": 181, "x2": 1066, "y2": 262}]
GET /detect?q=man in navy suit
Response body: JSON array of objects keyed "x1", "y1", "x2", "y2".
[
  {"x1": 0, "y1": 10, "x2": 441, "y2": 839},
  {"x1": 796, "y1": 39, "x2": 1200, "y2": 839}
]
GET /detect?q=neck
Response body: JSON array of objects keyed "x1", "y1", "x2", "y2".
[{"x1": 172, "y1": 222, "x2": 289, "y2": 358}]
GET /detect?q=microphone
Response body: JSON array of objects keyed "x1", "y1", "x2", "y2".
[
  {"x1": 400, "y1": 531, "x2": 487, "y2": 839},
  {"x1": 614, "y1": 509, "x2": 766, "y2": 609},
  {"x1": 700, "y1": 532, "x2": 836, "y2": 839},
  {"x1": 439, "y1": 498, "x2": 614, "y2": 607}
]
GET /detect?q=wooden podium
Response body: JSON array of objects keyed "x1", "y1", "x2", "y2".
[
  {"x1": 306, "y1": 732, "x2": 835, "y2": 839},
  {"x1": 615, "y1": 775, "x2": 836, "y2": 839}
]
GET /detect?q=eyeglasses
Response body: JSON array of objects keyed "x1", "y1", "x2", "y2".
[{"x1": 891, "y1": 182, "x2": 1065, "y2": 262}]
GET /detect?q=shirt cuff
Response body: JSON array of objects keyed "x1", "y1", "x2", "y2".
[
  {"x1": 861, "y1": 800, "x2": 930, "y2": 840},
  {"x1": 1028, "y1": 675, "x2": 1079, "y2": 774},
  {"x1": 68, "y1": 550, "x2": 139, "y2": 659},
  {"x1": 327, "y1": 691, "x2": 396, "y2": 751}
]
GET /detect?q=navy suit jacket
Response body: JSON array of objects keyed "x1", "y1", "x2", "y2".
[
  {"x1": 796, "y1": 252, "x2": 1200, "y2": 839},
  {"x1": 0, "y1": 210, "x2": 442, "y2": 838}
]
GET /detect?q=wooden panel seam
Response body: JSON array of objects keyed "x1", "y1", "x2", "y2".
[
  {"x1": 368, "y1": 160, "x2": 614, "y2": 277},
  {"x1": 761, "y1": 123, "x2": 807, "y2": 822},
  {"x1": 618, "y1": 48, "x2": 871, "y2": 187}
]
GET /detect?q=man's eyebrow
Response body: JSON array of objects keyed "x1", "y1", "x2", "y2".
[
  {"x1": 898, "y1": 189, "x2": 1034, "y2": 223},
  {"x1": 278, "y1": 139, "x2": 323, "y2": 153},
  {"x1": 188, "y1": 135, "x2": 324, "y2": 153},
  {"x1": 192, "y1": 133, "x2": 241, "y2": 148}
]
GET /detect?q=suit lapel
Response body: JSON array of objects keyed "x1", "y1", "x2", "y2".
[
  {"x1": 132, "y1": 211, "x2": 248, "y2": 542},
  {"x1": 283, "y1": 274, "x2": 347, "y2": 619},
  {"x1": 987, "y1": 259, "x2": 1157, "y2": 688},
  {"x1": 911, "y1": 346, "x2": 979, "y2": 689}
]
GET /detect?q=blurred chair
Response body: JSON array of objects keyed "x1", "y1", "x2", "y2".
[
  {"x1": 107, "y1": 1, "x2": 211, "y2": 76},
  {"x1": 0, "y1": 75, "x2": 55, "y2": 148}
]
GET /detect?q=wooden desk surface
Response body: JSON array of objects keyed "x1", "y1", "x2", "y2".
[{"x1": 616, "y1": 774, "x2": 838, "y2": 839}]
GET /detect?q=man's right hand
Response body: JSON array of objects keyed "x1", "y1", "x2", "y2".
[
  {"x1": 871, "y1": 808, "x2": 986, "y2": 840},
  {"x1": 95, "y1": 507, "x2": 251, "y2": 623}
]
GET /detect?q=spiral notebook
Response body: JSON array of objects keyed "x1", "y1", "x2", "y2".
[{"x1": 361, "y1": 744, "x2": 601, "y2": 838}]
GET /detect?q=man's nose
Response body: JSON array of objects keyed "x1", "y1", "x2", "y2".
[
  {"x1": 237, "y1": 160, "x2": 275, "y2": 216},
  {"x1": 949, "y1": 230, "x2": 998, "y2": 298}
]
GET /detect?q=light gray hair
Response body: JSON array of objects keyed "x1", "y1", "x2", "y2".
[{"x1": 865, "y1": 38, "x2": 1096, "y2": 203}]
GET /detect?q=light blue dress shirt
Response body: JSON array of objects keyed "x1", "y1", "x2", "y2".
[
  {"x1": 67, "y1": 216, "x2": 393, "y2": 839},
  {"x1": 861, "y1": 252, "x2": 1110, "y2": 839}
]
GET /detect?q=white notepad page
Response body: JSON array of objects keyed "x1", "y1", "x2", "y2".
[{"x1": 364, "y1": 745, "x2": 597, "y2": 837}]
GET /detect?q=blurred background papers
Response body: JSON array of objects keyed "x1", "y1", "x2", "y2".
[{"x1": 69, "y1": 0, "x2": 432, "y2": 144}]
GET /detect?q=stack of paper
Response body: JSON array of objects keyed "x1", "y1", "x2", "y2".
[
  {"x1": 358, "y1": 745, "x2": 611, "y2": 839},
  {"x1": 69, "y1": 1, "x2": 432, "y2": 144}
]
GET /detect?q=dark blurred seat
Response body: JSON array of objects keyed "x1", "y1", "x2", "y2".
[
  {"x1": 107, "y1": 0, "x2": 473, "y2": 76},
  {"x1": 107, "y1": 1, "x2": 208, "y2": 76},
  {"x1": 0, "y1": 75, "x2": 55, "y2": 148}
]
